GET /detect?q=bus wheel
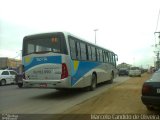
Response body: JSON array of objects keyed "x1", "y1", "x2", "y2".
[
  {"x1": 109, "y1": 72, "x2": 114, "y2": 84},
  {"x1": 90, "y1": 74, "x2": 97, "y2": 91}
]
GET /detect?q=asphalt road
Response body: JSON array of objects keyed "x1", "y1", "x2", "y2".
[{"x1": 0, "y1": 76, "x2": 129, "y2": 114}]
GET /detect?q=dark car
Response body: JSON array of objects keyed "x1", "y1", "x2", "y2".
[
  {"x1": 141, "y1": 70, "x2": 160, "y2": 110},
  {"x1": 118, "y1": 68, "x2": 128, "y2": 76}
]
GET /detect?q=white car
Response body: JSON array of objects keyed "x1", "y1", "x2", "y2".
[
  {"x1": 0, "y1": 70, "x2": 17, "y2": 86},
  {"x1": 129, "y1": 67, "x2": 141, "y2": 77}
]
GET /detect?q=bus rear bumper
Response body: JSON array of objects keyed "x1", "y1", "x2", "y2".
[{"x1": 22, "y1": 78, "x2": 70, "y2": 88}]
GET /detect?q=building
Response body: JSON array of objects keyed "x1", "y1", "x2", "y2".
[
  {"x1": 0, "y1": 57, "x2": 22, "y2": 72},
  {"x1": 117, "y1": 62, "x2": 131, "y2": 69}
]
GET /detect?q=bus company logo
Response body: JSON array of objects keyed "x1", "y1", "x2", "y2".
[{"x1": 36, "y1": 57, "x2": 48, "y2": 62}]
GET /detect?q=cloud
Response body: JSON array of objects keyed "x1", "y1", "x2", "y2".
[{"x1": 0, "y1": 0, "x2": 160, "y2": 67}]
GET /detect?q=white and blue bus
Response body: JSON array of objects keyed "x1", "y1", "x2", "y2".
[{"x1": 22, "y1": 32, "x2": 118, "y2": 90}]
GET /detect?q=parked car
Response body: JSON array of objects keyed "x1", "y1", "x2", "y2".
[
  {"x1": 118, "y1": 68, "x2": 128, "y2": 76},
  {"x1": 141, "y1": 70, "x2": 160, "y2": 110},
  {"x1": 129, "y1": 67, "x2": 141, "y2": 77},
  {"x1": 0, "y1": 70, "x2": 17, "y2": 86}
]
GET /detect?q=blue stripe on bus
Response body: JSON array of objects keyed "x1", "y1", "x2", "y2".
[
  {"x1": 71, "y1": 61, "x2": 100, "y2": 86},
  {"x1": 24, "y1": 56, "x2": 62, "y2": 71}
]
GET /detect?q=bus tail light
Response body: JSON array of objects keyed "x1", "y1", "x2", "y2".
[{"x1": 61, "y1": 63, "x2": 68, "y2": 79}]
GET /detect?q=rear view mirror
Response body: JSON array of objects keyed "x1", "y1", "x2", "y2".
[{"x1": 116, "y1": 54, "x2": 118, "y2": 61}]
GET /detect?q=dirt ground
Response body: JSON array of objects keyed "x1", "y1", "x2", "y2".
[{"x1": 62, "y1": 73, "x2": 159, "y2": 114}]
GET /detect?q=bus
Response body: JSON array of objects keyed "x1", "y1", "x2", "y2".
[{"x1": 22, "y1": 32, "x2": 118, "y2": 90}]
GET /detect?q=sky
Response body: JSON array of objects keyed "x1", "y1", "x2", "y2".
[{"x1": 0, "y1": 0, "x2": 160, "y2": 68}]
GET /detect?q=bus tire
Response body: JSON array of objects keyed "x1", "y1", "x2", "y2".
[
  {"x1": 109, "y1": 72, "x2": 114, "y2": 84},
  {"x1": 90, "y1": 74, "x2": 97, "y2": 91}
]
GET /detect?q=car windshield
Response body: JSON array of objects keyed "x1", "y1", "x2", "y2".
[
  {"x1": 119, "y1": 68, "x2": 128, "y2": 71},
  {"x1": 151, "y1": 71, "x2": 160, "y2": 82},
  {"x1": 130, "y1": 67, "x2": 139, "y2": 70}
]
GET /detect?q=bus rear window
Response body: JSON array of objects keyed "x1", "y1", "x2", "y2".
[{"x1": 23, "y1": 34, "x2": 67, "y2": 56}]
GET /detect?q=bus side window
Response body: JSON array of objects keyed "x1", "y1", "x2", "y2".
[
  {"x1": 110, "y1": 53, "x2": 113, "y2": 65},
  {"x1": 80, "y1": 42, "x2": 87, "y2": 60},
  {"x1": 113, "y1": 55, "x2": 116, "y2": 66},
  {"x1": 106, "y1": 52, "x2": 109, "y2": 63},
  {"x1": 112, "y1": 53, "x2": 114, "y2": 65},
  {"x1": 28, "y1": 44, "x2": 34, "y2": 54},
  {"x1": 109, "y1": 52, "x2": 111, "y2": 63},
  {"x1": 76, "y1": 42, "x2": 81, "y2": 60},
  {"x1": 87, "y1": 45, "x2": 92, "y2": 61},
  {"x1": 69, "y1": 38, "x2": 76, "y2": 59},
  {"x1": 96, "y1": 49, "x2": 100, "y2": 61},
  {"x1": 91, "y1": 46, "x2": 96, "y2": 61},
  {"x1": 103, "y1": 51, "x2": 106, "y2": 62},
  {"x1": 99, "y1": 49, "x2": 103, "y2": 62}
]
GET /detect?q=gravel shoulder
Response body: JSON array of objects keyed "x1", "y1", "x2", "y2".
[{"x1": 62, "y1": 73, "x2": 159, "y2": 114}]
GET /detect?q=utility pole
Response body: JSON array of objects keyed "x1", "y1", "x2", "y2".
[
  {"x1": 154, "y1": 8, "x2": 160, "y2": 69},
  {"x1": 154, "y1": 32, "x2": 160, "y2": 69},
  {"x1": 94, "y1": 29, "x2": 98, "y2": 44}
]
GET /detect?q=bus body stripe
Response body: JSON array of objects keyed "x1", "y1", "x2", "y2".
[
  {"x1": 23, "y1": 56, "x2": 62, "y2": 71},
  {"x1": 71, "y1": 61, "x2": 100, "y2": 86}
]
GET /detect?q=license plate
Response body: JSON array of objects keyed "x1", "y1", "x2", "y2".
[
  {"x1": 157, "y1": 88, "x2": 160, "y2": 93},
  {"x1": 40, "y1": 83, "x2": 47, "y2": 88}
]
